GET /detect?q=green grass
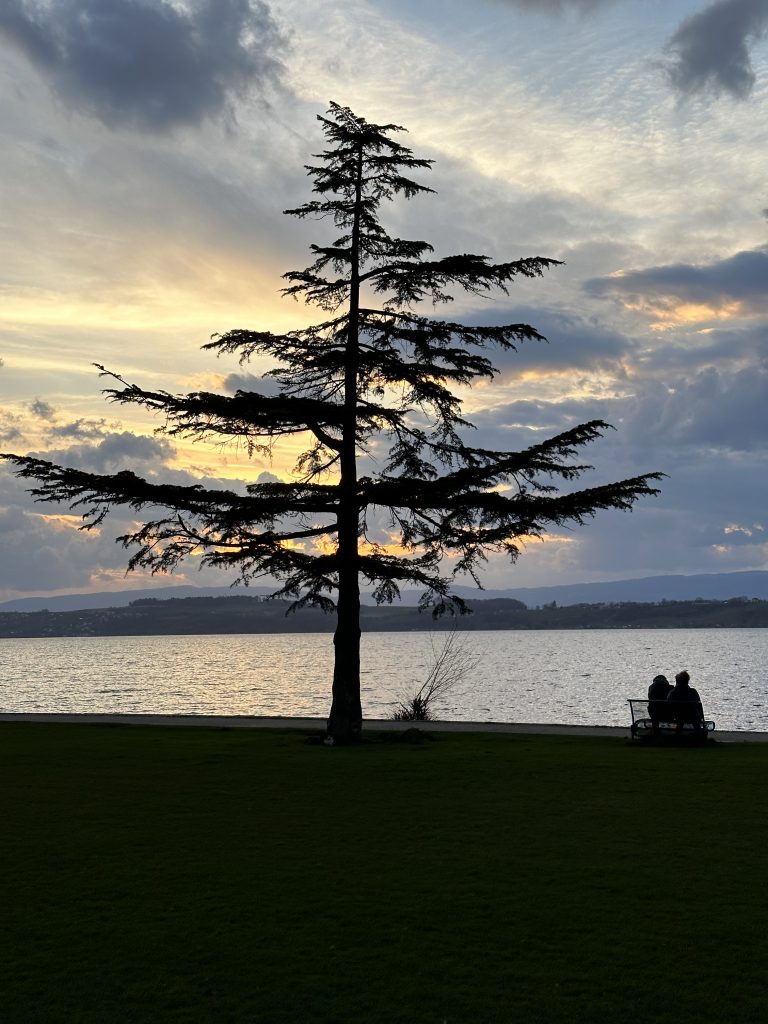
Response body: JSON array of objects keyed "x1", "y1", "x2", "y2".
[{"x1": 2, "y1": 724, "x2": 768, "y2": 1023}]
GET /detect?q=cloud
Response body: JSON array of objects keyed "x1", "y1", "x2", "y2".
[
  {"x1": 468, "y1": 339, "x2": 768, "y2": 477},
  {"x1": 570, "y1": 433, "x2": 768, "y2": 577},
  {"x1": 50, "y1": 418, "x2": 114, "y2": 441},
  {"x1": 0, "y1": 412, "x2": 24, "y2": 445},
  {"x1": 29, "y1": 398, "x2": 56, "y2": 420},
  {"x1": 0, "y1": 450, "x2": 252, "y2": 595},
  {"x1": 585, "y1": 247, "x2": 768, "y2": 322},
  {"x1": 489, "y1": 0, "x2": 617, "y2": 12},
  {"x1": 36, "y1": 431, "x2": 177, "y2": 474},
  {"x1": 616, "y1": 366, "x2": 768, "y2": 454},
  {"x1": 468, "y1": 305, "x2": 635, "y2": 374},
  {"x1": 223, "y1": 372, "x2": 284, "y2": 397},
  {"x1": 0, "y1": 466, "x2": 154, "y2": 594},
  {"x1": 0, "y1": 0, "x2": 285, "y2": 132},
  {"x1": 664, "y1": 0, "x2": 768, "y2": 101},
  {"x1": 464, "y1": 355, "x2": 768, "y2": 583},
  {"x1": 0, "y1": 500, "x2": 122, "y2": 593}
]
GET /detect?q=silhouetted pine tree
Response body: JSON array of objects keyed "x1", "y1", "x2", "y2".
[{"x1": 3, "y1": 103, "x2": 661, "y2": 742}]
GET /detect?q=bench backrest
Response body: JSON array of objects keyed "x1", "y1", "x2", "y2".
[{"x1": 628, "y1": 698, "x2": 705, "y2": 724}]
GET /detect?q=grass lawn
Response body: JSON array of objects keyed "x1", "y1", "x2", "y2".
[{"x1": 2, "y1": 723, "x2": 768, "y2": 1023}]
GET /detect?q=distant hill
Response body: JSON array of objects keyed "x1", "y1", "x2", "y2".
[
  {"x1": 2, "y1": 570, "x2": 768, "y2": 613},
  {"x1": 1, "y1": 594, "x2": 767, "y2": 638},
  {"x1": 451, "y1": 571, "x2": 768, "y2": 608},
  {"x1": 0, "y1": 584, "x2": 274, "y2": 613}
]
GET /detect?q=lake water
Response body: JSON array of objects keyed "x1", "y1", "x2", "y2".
[{"x1": 1, "y1": 629, "x2": 766, "y2": 732}]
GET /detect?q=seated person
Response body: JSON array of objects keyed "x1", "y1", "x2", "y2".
[
  {"x1": 666, "y1": 670, "x2": 703, "y2": 734},
  {"x1": 647, "y1": 674, "x2": 674, "y2": 733}
]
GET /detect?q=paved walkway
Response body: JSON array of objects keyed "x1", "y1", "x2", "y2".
[{"x1": 1, "y1": 712, "x2": 766, "y2": 743}]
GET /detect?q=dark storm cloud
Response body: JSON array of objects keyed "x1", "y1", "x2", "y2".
[
  {"x1": 664, "y1": 0, "x2": 768, "y2": 100},
  {"x1": 585, "y1": 247, "x2": 768, "y2": 314},
  {"x1": 0, "y1": 0, "x2": 285, "y2": 132}
]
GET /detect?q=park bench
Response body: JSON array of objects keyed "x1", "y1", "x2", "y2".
[{"x1": 628, "y1": 698, "x2": 715, "y2": 741}]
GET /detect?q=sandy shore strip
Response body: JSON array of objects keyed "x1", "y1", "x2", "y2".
[{"x1": 1, "y1": 712, "x2": 766, "y2": 743}]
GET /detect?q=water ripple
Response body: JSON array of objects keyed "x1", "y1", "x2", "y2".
[{"x1": 0, "y1": 628, "x2": 766, "y2": 731}]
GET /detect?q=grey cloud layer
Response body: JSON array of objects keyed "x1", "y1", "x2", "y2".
[
  {"x1": 467, "y1": 356, "x2": 768, "y2": 579},
  {"x1": 469, "y1": 306, "x2": 635, "y2": 373},
  {"x1": 490, "y1": 0, "x2": 617, "y2": 12},
  {"x1": 664, "y1": 0, "x2": 768, "y2": 100},
  {"x1": 0, "y1": 0, "x2": 285, "y2": 131},
  {"x1": 586, "y1": 247, "x2": 768, "y2": 314}
]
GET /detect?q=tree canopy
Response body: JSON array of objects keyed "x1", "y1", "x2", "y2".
[{"x1": 3, "y1": 102, "x2": 662, "y2": 741}]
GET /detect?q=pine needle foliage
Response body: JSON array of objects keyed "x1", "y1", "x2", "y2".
[{"x1": 3, "y1": 103, "x2": 662, "y2": 741}]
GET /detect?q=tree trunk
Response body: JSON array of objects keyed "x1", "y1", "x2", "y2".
[
  {"x1": 327, "y1": 140, "x2": 364, "y2": 744},
  {"x1": 328, "y1": 548, "x2": 362, "y2": 742}
]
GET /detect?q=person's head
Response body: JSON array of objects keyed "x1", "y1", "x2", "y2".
[
  {"x1": 653, "y1": 674, "x2": 669, "y2": 686},
  {"x1": 675, "y1": 670, "x2": 690, "y2": 687}
]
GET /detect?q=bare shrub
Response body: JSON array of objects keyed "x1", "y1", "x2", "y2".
[{"x1": 392, "y1": 628, "x2": 476, "y2": 721}]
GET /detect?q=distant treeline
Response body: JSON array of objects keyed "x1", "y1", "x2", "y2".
[{"x1": 1, "y1": 594, "x2": 767, "y2": 638}]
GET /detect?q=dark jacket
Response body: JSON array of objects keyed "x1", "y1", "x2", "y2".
[
  {"x1": 648, "y1": 678, "x2": 673, "y2": 701},
  {"x1": 667, "y1": 684, "x2": 700, "y2": 703},
  {"x1": 667, "y1": 684, "x2": 702, "y2": 726}
]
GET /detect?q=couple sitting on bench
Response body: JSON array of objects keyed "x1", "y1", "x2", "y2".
[{"x1": 648, "y1": 670, "x2": 704, "y2": 737}]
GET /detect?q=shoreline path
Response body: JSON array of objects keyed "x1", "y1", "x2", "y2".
[{"x1": 1, "y1": 713, "x2": 767, "y2": 743}]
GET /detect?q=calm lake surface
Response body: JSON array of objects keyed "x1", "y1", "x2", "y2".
[{"x1": 1, "y1": 629, "x2": 766, "y2": 732}]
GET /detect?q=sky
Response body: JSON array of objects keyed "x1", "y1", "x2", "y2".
[{"x1": 1, "y1": 0, "x2": 767, "y2": 601}]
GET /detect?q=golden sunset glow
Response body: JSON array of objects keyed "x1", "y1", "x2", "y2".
[
  {"x1": 642, "y1": 300, "x2": 745, "y2": 331},
  {"x1": 36, "y1": 512, "x2": 95, "y2": 533}
]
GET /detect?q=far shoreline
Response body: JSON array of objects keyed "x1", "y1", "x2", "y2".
[{"x1": 4, "y1": 592, "x2": 768, "y2": 638}]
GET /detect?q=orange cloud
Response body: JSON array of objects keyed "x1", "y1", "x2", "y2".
[
  {"x1": 620, "y1": 297, "x2": 744, "y2": 331},
  {"x1": 36, "y1": 512, "x2": 97, "y2": 534}
]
